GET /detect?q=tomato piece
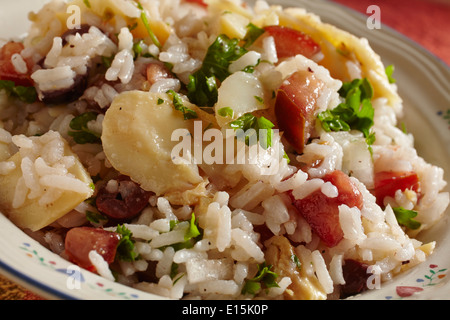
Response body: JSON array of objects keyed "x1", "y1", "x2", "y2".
[
  {"x1": 64, "y1": 227, "x2": 121, "y2": 272},
  {"x1": 275, "y1": 70, "x2": 324, "y2": 153},
  {"x1": 372, "y1": 171, "x2": 420, "y2": 207},
  {"x1": 184, "y1": 0, "x2": 207, "y2": 7},
  {"x1": 0, "y1": 42, "x2": 34, "y2": 87},
  {"x1": 289, "y1": 170, "x2": 363, "y2": 247},
  {"x1": 263, "y1": 25, "x2": 320, "y2": 60},
  {"x1": 0, "y1": 42, "x2": 25, "y2": 60},
  {"x1": 0, "y1": 64, "x2": 33, "y2": 87}
]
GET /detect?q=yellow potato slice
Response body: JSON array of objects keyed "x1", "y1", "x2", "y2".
[
  {"x1": 265, "y1": 235, "x2": 327, "y2": 300},
  {"x1": 0, "y1": 137, "x2": 93, "y2": 231},
  {"x1": 102, "y1": 90, "x2": 203, "y2": 196},
  {"x1": 219, "y1": 11, "x2": 250, "y2": 40}
]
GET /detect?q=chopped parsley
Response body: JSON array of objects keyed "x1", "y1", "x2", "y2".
[
  {"x1": 187, "y1": 34, "x2": 246, "y2": 107},
  {"x1": 0, "y1": 80, "x2": 37, "y2": 103},
  {"x1": 393, "y1": 207, "x2": 421, "y2": 230},
  {"x1": 242, "y1": 23, "x2": 265, "y2": 49},
  {"x1": 85, "y1": 210, "x2": 108, "y2": 225},
  {"x1": 135, "y1": 1, "x2": 161, "y2": 48},
  {"x1": 83, "y1": 0, "x2": 91, "y2": 8},
  {"x1": 241, "y1": 262, "x2": 279, "y2": 295},
  {"x1": 101, "y1": 55, "x2": 115, "y2": 68},
  {"x1": 385, "y1": 65, "x2": 396, "y2": 84},
  {"x1": 318, "y1": 78, "x2": 376, "y2": 148},
  {"x1": 132, "y1": 39, "x2": 154, "y2": 59},
  {"x1": 115, "y1": 224, "x2": 138, "y2": 262},
  {"x1": 128, "y1": 21, "x2": 138, "y2": 32},
  {"x1": 217, "y1": 107, "x2": 234, "y2": 118},
  {"x1": 67, "y1": 111, "x2": 102, "y2": 144},
  {"x1": 254, "y1": 95, "x2": 264, "y2": 105},
  {"x1": 291, "y1": 254, "x2": 302, "y2": 271},
  {"x1": 230, "y1": 113, "x2": 275, "y2": 149},
  {"x1": 132, "y1": 39, "x2": 144, "y2": 57},
  {"x1": 170, "y1": 262, "x2": 180, "y2": 279},
  {"x1": 166, "y1": 90, "x2": 198, "y2": 120},
  {"x1": 187, "y1": 24, "x2": 265, "y2": 108},
  {"x1": 185, "y1": 212, "x2": 201, "y2": 241},
  {"x1": 168, "y1": 213, "x2": 202, "y2": 251}
]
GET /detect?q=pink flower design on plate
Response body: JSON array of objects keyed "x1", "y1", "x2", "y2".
[{"x1": 396, "y1": 286, "x2": 424, "y2": 297}]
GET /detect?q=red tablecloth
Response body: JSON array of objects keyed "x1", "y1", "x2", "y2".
[{"x1": 1, "y1": 0, "x2": 449, "y2": 301}]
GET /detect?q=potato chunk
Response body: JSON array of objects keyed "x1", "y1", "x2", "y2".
[
  {"x1": 214, "y1": 71, "x2": 267, "y2": 128},
  {"x1": 102, "y1": 90, "x2": 203, "y2": 196},
  {"x1": 0, "y1": 131, "x2": 93, "y2": 231},
  {"x1": 265, "y1": 235, "x2": 327, "y2": 300}
]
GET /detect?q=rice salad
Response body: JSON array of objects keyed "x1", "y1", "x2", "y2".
[{"x1": 0, "y1": 0, "x2": 448, "y2": 300}]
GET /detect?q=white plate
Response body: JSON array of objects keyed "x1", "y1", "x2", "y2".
[{"x1": 0, "y1": 0, "x2": 449, "y2": 300}]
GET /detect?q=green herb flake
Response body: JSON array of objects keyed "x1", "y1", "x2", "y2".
[
  {"x1": 170, "y1": 262, "x2": 179, "y2": 279},
  {"x1": 393, "y1": 207, "x2": 421, "y2": 230},
  {"x1": 241, "y1": 262, "x2": 279, "y2": 295},
  {"x1": 318, "y1": 78, "x2": 376, "y2": 148},
  {"x1": 385, "y1": 64, "x2": 396, "y2": 84},
  {"x1": 217, "y1": 107, "x2": 234, "y2": 118},
  {"x1": 115, "y1": 224, "x2": 138, "y2": 262},
  {"x1": 291, "y1": 254, "x2": 302, "y2": 271},
  {"x1": 283, "y1": 151, "x2": 290, "y2": 164},
  {"x1": 166, "y1": 90, "x2": 198, "y2": 120},
  {"x1": 67, "y1": 111, "x2": 101, "y2": 144},
  {"x1": 172, "y1": 273, "x2": 185, "y2": 285},
  {"x1": 0, "y1": 80, "x2": 37, "y2": 103},
  {"x1": 167, "y1": 213, "x2": 203, "y2": 251},
  {"x1": 101, "y1": 55, "x2": 114, "y2": 68},
  {"x1": 230, "y1": 113, "x2": 275, "y2": 149},
  {"x1": 128, "y1": 21, "x2": 138, "y2": 32},
  {"x1": 132, "y1": 39, "x2": 144, "y2": 57},
  {"x1": 336, "y1": 42, "x2": 350, "y2": 57},
  {"x1": 242, "y1": 23, "x2": 265, "y2": 49},
  {"x1": 400, "y1": 122, "x2": 408, "y2": 134},
  {"x1": 85, "y1": 210, "x2": 108, "y2": 224},
  {"x1": 83, "y1": 0, "x2": 91, "y2": 8},
  {"x1": 187, "y1": 34, "x2": 247, "y2": 107},
  {"x1": 185, "y1": 213, "x2": 201, "y2": 242},
  {"x1": 254, "y1": 95, "x2": 264, "y2": 105},
  {"x1": 136, "y1": 1, "x2": 161, "y2": 48}
]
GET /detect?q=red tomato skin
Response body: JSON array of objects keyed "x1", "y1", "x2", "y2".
[
  {"x1": 0, "y1": 42, "x2": 34, "y2": 87},
  {"x1": 324, "y1": 169, "x2": 364, "y2": 209},
  {"x1": 372, "y1": 171, "x2": 420, "y2": 206},
  {"x1": 275, "y1": 88, "x2": 306, "y2": 153},
  {"x1": 275, "y1": 70, "x2": 324, "y2": 153},
  {"x1": 0, "y1": 42, "x2": 25, "y2": 60},
  {"x1": 183, "y1": 0, "x2": 207, "y2": 7},
  {"x1": 64, "y1": 227, "x2": 121, "y2": 271},
  {"x1": 263, "y1": 25, "x2": 321, "y2": 60},
  {"x1": 290, "y1": 170, "x2": 363, "y2": 247}
]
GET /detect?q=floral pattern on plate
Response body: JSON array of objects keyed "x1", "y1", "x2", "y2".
[
  {"x1": 385, "y1": 264, "x2": 448, "y2": 299},
  {"x1": 20, "y1": 242, "x2": 140, "y2": 300}
]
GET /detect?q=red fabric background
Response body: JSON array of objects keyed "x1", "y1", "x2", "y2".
[
  {"x1": 1, "y1": 0, "x2": 449, "y2": 301},
  {"x1": 331, "y1": 0, "x2": 450, "y2": 66}
]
